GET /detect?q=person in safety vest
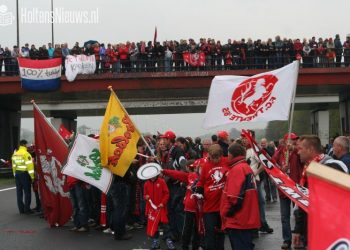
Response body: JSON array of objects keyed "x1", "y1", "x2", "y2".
[{"x1": 12, "y1": 139, "x2": 34, "y2": 214}]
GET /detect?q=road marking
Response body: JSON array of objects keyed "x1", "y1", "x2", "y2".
[{"x1": 0, "y1": 187, "x2": 16, "y2": 192}]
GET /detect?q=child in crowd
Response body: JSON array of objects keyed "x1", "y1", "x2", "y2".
[
  {"x1": 162, "y1": 159, "x2": 204, "y2": 250},
  {"x1": 144, "y1": 174, "x2": 176, "y2": 250}
]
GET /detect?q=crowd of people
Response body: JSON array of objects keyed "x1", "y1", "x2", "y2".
[
  {"x1": 1, "y1": 34, "x2": 350, "y2": 76},
  {"x1": 12, "y1": 129, "x2": 350, "y2": 250}
]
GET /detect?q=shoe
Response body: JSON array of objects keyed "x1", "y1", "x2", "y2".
[
  {"x1": 24, "y1": 210, "x2": 34, "y2": 215},
  {"x1": 125, "y1": 224, "x2": 134, "y2": 231},
  {"x1": 77, "y1": 226, "x2": 89, "y2": 232},
  {"x1": 69, "y1": 227, "x2": 78, "y2": 232},
  {"x1": 166, "y1": 238, "x2": 177, "y2": 250},
  {"x1": 150, "y1": 239, "x2": 160, "y2": 249},
  {"x1": 103, "y1": 228, "x2": 113, "y2": 234},
  {"x1": 133, "y1": 222, "x2": 144, "y2": 229},
  {"x1": 114, "y1": 233, "x2": 132, "y2": 240},
  {"x1": 259, "y1": 223, "x2": 273, "y2": 234},
  {"x1": 281, "y1": 242, "x2": 291, "y2": 249}
]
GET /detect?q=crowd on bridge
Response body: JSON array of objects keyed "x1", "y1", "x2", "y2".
[
  {"x1": 1, "y1": 34, "x2": 350, "y2": 76},
  {"x1": 12, "y1": 128, "x2": 350, "y2": 250}
]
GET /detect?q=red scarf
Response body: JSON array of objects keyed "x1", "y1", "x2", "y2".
[{"x1": 300, "y1": 154, "x2": 325, "y2": 186}]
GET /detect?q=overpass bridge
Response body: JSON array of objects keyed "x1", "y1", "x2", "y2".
[{"x1": 1, "y1": 67, "x2": 350, "y2": 159}]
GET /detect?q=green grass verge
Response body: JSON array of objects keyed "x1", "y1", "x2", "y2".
[{"x1": 0, "y1": 178, "x2": 15, "y2": 187}]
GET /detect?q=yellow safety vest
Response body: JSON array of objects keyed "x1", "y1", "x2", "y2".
[{"x1": 12, "y1": 146, "x2": 34, "y2": 180}]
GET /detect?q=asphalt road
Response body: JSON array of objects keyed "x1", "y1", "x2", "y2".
[{"x1": 0, "y1": 184, "x2": 287, "y2": 250}]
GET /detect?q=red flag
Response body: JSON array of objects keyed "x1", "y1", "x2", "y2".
[
  {"x1": 153, "y1": 26, "x2": 157, "y2": 46},
  {"x1": 146, "y1": 206, "x2": 161, "y2": 237},
  {"x1": 183, "y1": 51, "x2": 206, "y2": 67},
  {"x1": 33, "y1": 103, "x2": 72, "y2": 227},
  {"x1": 58, "y1": 124, "x2": 72, "y2": 140},
  {"x1": 307, "y1": 163, "x2": 350, "y2": 250},
  {"x1": 100, "y1": 193, "x2": 107, "y2": 227}
]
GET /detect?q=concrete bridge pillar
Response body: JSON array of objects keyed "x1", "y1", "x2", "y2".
[
  {"x1": 339, "y1": 101, "x2": 350, "y2": 135},
  {"x1": 0, "y1": 95, "x2": 21, "y2": 161},
  {"x1": 310, "y1": 110, "x2": 330, "y2": 146}
]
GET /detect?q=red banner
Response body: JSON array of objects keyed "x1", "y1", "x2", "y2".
[
  {"x1": 58, "y1": 124, "x2": 72, "y2": 140},
  {"x1": 308, "y1": 163, "x2": 350, "y2": 250},
  {"x1": 33, "y1": 103, "x2": 72, "y2": 226},
  {"x1": 183, "y1": 52, "x2": 206, "y2": 67},
  {"x1": 242, "y1": 130, "x2": 309, "y2": 212},
  {"x1": 146, "y1": 206, "x2": 161, "y2": 237}
]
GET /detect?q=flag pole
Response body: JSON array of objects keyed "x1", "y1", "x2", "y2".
[
  {"x1": 31, "y1": 100, "x2": 68, "y2": 147},
  {"x1": 286, "y1": 60, "x2": 300, "y2": 144},
  {"x1": 107, "y1": 86, "x2": 157, "y2": 159}
]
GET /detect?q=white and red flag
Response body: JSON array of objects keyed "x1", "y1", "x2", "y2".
[
  {"x1": 307, "y1": 162, "x2": 350, "y2": 250},
  {"x1": 203, "y1": 61, "x2": 299, "y2": 128},
  {"x1": 33, "y1": 102, "x2": 72, "y2": 227}
]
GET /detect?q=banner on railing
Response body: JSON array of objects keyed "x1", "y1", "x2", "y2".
[
  {"x1": 241, "y1": 130, "x2": 309, "y2": 212},
  {"x1": 18, "y1": 58, "x2": 61, "y2": 91},
  {"x1": 65, "y1": 55, "x2": 96, "y2": 82},
  {"x1": 183, "y1": 52, "x2": 205, "y2": 67}
]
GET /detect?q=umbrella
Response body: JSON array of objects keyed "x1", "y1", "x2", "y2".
[{"x1": 84, "y1": 40, "x2": 98, "y2": 48}]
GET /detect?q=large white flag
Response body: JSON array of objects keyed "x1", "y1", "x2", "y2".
[
  {"x1": 203, "y1": 61, "x2": 299, "y2": 129},
  {"x1": 62, "y1": 134, "x2": 113, "y2": 193}
]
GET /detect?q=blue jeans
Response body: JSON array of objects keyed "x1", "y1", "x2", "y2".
[
  {"x1": 257, "y1": 180, "x2": 267, "y2": 225},
  {"x1": 203, "y1": 212, "x2": 225, "y2": 250},
  {"x1": 70, "y1": 183, "x2": 89, "y2": 228},
  {"x1": 227, "y1": 228, "x2": 254, "y2": 250},
  {"x1": 109, "y1": 178, "x2": 129, "y2": 238},
  {"x1": 280, "y1": 197, "x2": 292, "y2": 244},
  {"x1": 15, "y1": 171, "x2": 32, "y2": 213}
]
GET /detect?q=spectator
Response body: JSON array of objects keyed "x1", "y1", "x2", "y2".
[
  {"x1": 93, "y1": 43, "x2": 100, "y2": 74},
  {"x1": 309, "y1": 36, "x2": 318, "y2": 67},
  {"x1": 275, "y1": 35, "x2": 284, "y2": 68},
  {"x1": 332, "y1": 136, "x2": 350, "y2": 171},
  {"x1": 317, "y1": 37, "x2": 326, "y2": 67},
  {"x1": 119, "y1": 43, "x2": 129, "y2": 73},
  {"x1": 39, "y1": 45, "x2": 49, "y2": 60},
  {"x1": 29, "y1": 44, "x2": 39, "y2": 60},
  {"x1": 3, "y1": 47, "x2": 12, "y2": 76},
  {"x1": 11, "y1": 46, "x2": 20, "y2": 75},
  {"x1": 71, "y1": 42, "x2": 82, "y2": 55},
  {"x1": 164, "y1": 42, "x2": 173, "y2": 72},
  {"x1": 48, "y1": 43, "x2": 54, "y2": 58},
  {"x1": 344, "y1": 35, "x2": 350, "y2": 67},
  {"x1": 0, "y1": 45, "x2": 4, "y2": 76},
  {"x1": 302, "y1": 41, "x2": 312, "y2": 68},
  {"x1": 61, "y1": 43, "x2": 70, "y2": 74},
  {"x1": 334, "y1": 34, "x2": 343, "y2": 67},
  {"x1": 129, "y1": 42, "x2": 139, "y2": 72},
  {"x1": 326, "y1": 38, "x2": 335, "y2": 67}
]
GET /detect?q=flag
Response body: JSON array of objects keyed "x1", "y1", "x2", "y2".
[
  {"x1": 147, "y1": 206, "x2": 162, "y2": 237},
  {"x1": 18, "y1": 58, "x2": 61, "y2": 91},
  {"x1": 203, "y1": 61, "x2": 299, "y2": 128},
  {"x1": 58, "y1": 124, "x2": 72, "y2": 140},
  {"x1": 242, "y1": 130, "x2": 309, "y2": 212},
  {"x1": 33, "y1": 103, "x2": 72, "y2": 226},
  {"x1": 153, "y1": 26, "x2": 157, "y2": 46},
  {"x1": 307, "y1": 162, "x2": 350, "y2": 250},
  {"x1": 62, "y1": 134, "x2": 113, "y2": 193},
  {"x1": 99, "y1": 90, "x2": 141, "y2": 177},
  {"x1": 183, "y1": 51, "x2": 206, "y2": 67}
]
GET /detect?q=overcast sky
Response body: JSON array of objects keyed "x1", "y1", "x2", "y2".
[{"x1": 3, "y1": 0, "x2": 349, "y2": 136}]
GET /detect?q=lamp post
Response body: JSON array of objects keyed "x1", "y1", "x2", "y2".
[
  {"x1": 51, "y1": 0, "x2": 54, "y2": 45},
  {"x1": 16, "y1": 0, "x2": 19, "y2": 47}
]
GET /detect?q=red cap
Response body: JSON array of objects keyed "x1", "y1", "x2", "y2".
[
  {"x1": 160, "y1": 130, "x2": 176, "y2": 140},
  {"x1": 217, "y1": 130, "x2": 229, "y2": 140},
  {"x1": 283, "y1": 133, "x2": 299, "y2": 141}
]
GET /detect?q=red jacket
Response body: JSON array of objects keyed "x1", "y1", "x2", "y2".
[
  {"x1": 144, "y1": 177, "x2": 169, "y2": 223},
  {"x1": 220, "y1": 156, "x2": 260, "y2": 230},
  {"x1": 197, "y1": 157, "x2": 228, "y2": 213},
  {"x1": 118, "y1": 46, "x2": 129, "y2": 60},
  {"x1": 163, "y1": 169, "x2": 199, "y2": 212}
]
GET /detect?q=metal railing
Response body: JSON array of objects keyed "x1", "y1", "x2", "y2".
[{"x1": 1, "y1": 55, "x2": 350, "y2": 77}]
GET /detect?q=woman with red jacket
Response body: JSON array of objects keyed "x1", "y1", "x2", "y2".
[
  {"x1": 162, "y1": 159, "x2": 205, "y2": 250},
  {"x1": 93, "y1": 43, "x2": 100, "y2": 74},
  {"x1": 220, "y1": 143, "x2": 260, "y2": 250},
  {"x1": 118, "y1": 43, "x2": 129, "y2": 73},
  {"x1": 196, "y1": 144, "x2": 228, "y2": 250}
]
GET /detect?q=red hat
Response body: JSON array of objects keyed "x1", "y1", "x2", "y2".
[
  {"x1": 283, "y1": 133, "x2": 299, "y2": 141},
  {"x1": 160, "y1": 130, "x2": 176, "y2": 140},
  {"x1": 217, "y1": 130, "x2": 229, "y2": 140}
]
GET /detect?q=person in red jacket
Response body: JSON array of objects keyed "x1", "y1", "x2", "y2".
[
  {"x1": 220, "y1": 142, "x2": 260, "y2": 250},
  {"x1": 196, "y1": 144, "x2": 228, "y2": 250},
  {"x1": 144, "y1": 175, "x2": 176, "y2": 250},
  {"x1": 162, "y1": 159, "x2": 204, "y2": 250}
]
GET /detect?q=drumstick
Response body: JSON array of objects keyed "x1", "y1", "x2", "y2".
[{"x1": 137, "y1": 153, "x2": 150, "y2": 158}]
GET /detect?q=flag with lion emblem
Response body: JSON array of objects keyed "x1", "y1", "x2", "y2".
[
  {"x1": 99, "y1": 90, "x2": 141, "y2": 177},
  {"x1": 203, "y1": 61, "x2": 299, "y2": 128}
]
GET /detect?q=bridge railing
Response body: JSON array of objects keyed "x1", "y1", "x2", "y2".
[{"x1": 1, "y1": 55, "x2": 350, "y2": 77}]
